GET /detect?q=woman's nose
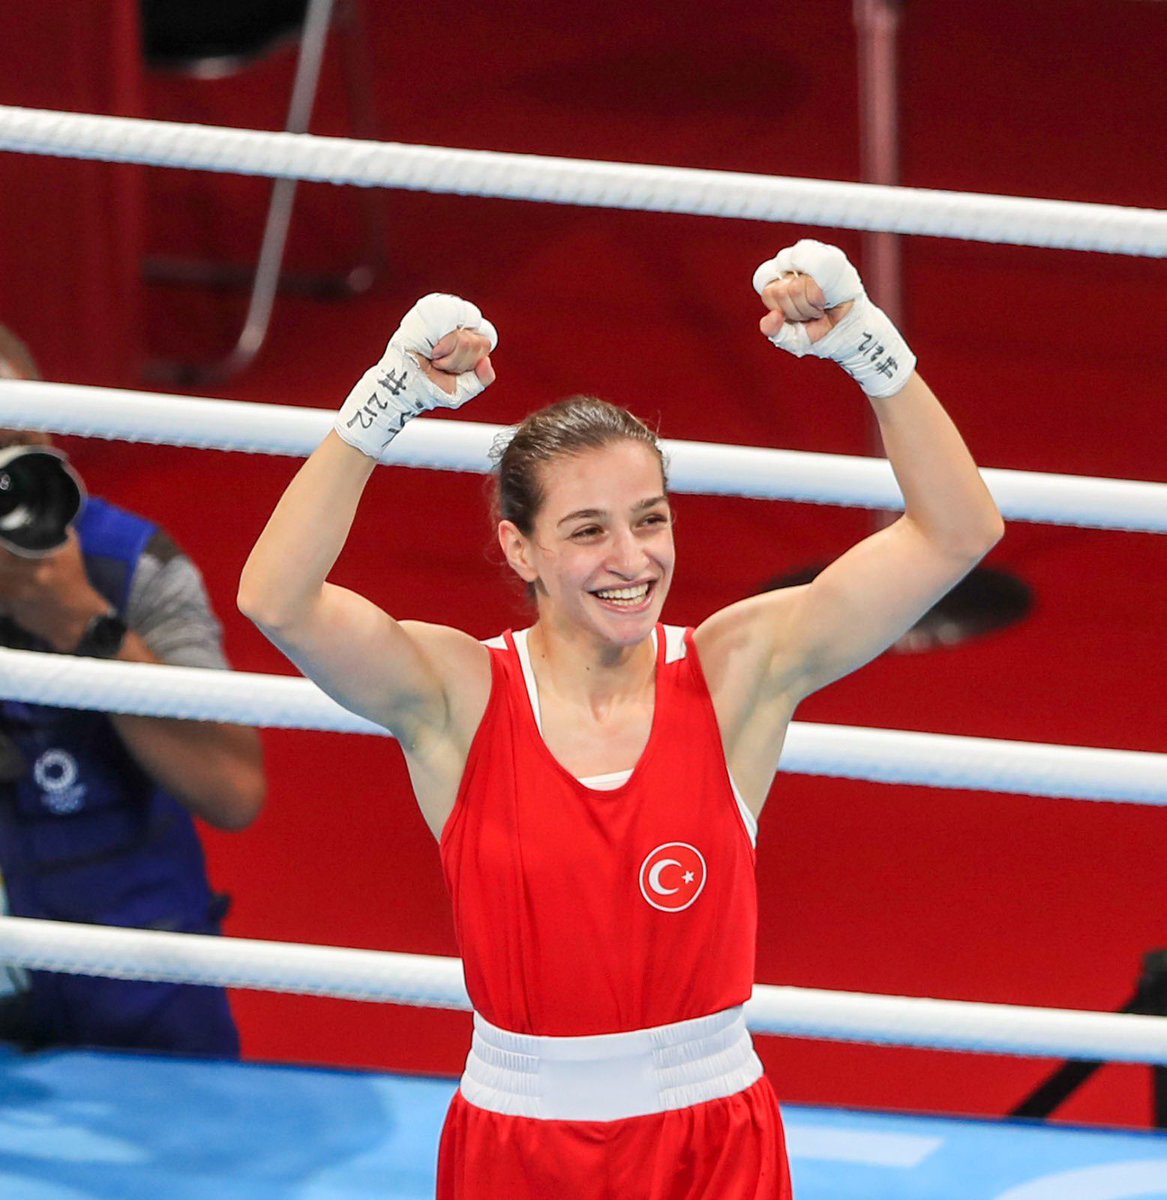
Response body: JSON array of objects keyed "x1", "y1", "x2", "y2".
[{"x1": 606, "y1": 528, "x2": 644, "y2": 576}]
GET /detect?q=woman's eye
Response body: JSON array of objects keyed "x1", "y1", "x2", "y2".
[{"x1": 572, "y1": 526, "x2": 602, "y2": 539}]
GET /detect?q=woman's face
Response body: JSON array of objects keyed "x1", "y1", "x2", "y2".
[{"x1": 500, "y1": 440, "x2": 674, "y2": 649}]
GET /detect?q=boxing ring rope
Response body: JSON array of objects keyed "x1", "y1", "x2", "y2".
[
  {"x1": 3, "y1": 916, "x2": 1167, "y2": 1065},
  {"x1": 1, "y1": 105, "x2": 1165, "y2": 256},
  {"x1": 2, "y1": 108, "x2": 1165, "y2": 1082},
  {"x1": 2, "y1": 380, "x2": 1166, "y2": 533},
  {"x1": 0, "y1": 648, "x2": 1164, "y2": 805}
]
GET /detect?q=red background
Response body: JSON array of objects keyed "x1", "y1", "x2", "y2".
[{"x1": 1, "y1": 0, "x2": 1165, "y2": 1129}]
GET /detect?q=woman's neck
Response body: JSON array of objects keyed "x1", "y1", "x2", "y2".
[{"x1": 526, "y1": 621, "x2": 656, "y2": 711}]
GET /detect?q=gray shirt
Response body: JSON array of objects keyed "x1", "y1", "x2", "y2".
[{"x1": 127, "y1": 530, "x2": 229, "y2": 671}]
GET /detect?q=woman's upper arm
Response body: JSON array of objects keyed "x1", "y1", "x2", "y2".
[
  {"x1": 694, "y1": 589, "x2": 803, "y2": 731},
  {"x1": 257, "y1": 581, "x2": 489, "y2": 746},
  {"x1": 701, "y1": 517, "x2": 987, "y2": 709}
]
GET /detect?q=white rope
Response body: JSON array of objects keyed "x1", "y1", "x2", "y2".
[
  {"x1": 743, "y1": 985, "x2": 1167, "y2": 1063},
  {"x1": 2, "y1": 649, "x2": 1164, "y2": 804},
  {"x1": 0, "y1": 917, "x2": 465, "y2": 1009},
  {"x1": 2, "y1": 916, "x2": 1164, "y2": 1064},
  {"x1": 0, "y1": 649, "x2": 386, "y2": 736},
  {"x1": 3, "y1": 380, "x2": 1165, "y2": 533},
  {"x1": 0, "y1": 105, "x2": 1164, "y2": 257}
]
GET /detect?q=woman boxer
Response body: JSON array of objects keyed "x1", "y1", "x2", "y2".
[{"x1": 239, "y1": 240, "x2": 1003, "y2": 1198}]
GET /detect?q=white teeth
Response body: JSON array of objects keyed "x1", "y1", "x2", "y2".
[{"x1": 595, "y1": 583, "x2": 650, "y2": 602}]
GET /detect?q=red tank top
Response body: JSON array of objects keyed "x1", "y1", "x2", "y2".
[{"x1": 440, "y1": 624, "x2": 758, "y2": 1037}]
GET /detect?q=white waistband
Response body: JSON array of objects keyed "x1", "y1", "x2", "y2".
[{"x1": 459, "y1": 1006, "x2": 763, "y2": 1121}]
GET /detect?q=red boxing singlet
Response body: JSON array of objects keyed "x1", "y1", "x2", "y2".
[
  {"x1": 437, "y1": 626, "x2": 792, "y2": 1199},
  {"x1": 440, "y1": 624, "x2": 759, "y2": 1036}
]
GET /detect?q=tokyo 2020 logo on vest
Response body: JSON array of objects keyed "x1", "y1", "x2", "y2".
[
  {"x1": 639, "y1": 842, "x2": 707, "y2": 912},
  {"x1": 33, "y1": 749, "x2": 87, "y2": 815}
]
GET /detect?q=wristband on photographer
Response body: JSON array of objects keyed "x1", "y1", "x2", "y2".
[{"x1": 73, "y1": 609, "x2": 127, "y2": 659}]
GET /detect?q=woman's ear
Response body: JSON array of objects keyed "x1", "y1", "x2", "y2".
[{"x1": 498, "y1": 520, "x2": 538, "y2": 583}]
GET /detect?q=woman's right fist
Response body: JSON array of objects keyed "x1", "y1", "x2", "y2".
[{"x1": 335, "y1": 293, "x2": 497, "y2": 458}]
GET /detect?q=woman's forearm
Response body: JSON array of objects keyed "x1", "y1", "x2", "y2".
[
  {"x1": 870, "y1": 373, "x2": 1004, "y2": 560},
  {"x1": 108, "y1": 631, "x2": 265, "y2": 830}
]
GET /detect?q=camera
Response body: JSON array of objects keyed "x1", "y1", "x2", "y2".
[{"x1": 0, "y1": 446, "x2": 85, "y2": 556}]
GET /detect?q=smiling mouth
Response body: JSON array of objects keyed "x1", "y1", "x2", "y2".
[{"x1": 592, "y1": 581, "x2": 653, "y2": 608}]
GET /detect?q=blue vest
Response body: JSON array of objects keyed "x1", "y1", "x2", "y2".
[{"x1": 0, "y1": 498, "x2": 238, "y2": 1055}]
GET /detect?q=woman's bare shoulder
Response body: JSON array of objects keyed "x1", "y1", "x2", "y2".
[
  {"x1": 693, "y1": 587, "x2": 806, "y2": 684},
  {"x1": 397, "y1": 620, "x2": 495, "y2": 739}
]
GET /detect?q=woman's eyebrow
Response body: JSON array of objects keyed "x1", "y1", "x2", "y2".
[
  {"x1": 557, "y1": 507, "x2": 605, "y2": 527},
  {"x1": 635, "y1": 495, "x2": 668, "y2": 511},
  {"x1": 557, "y1": 496, "x2": 667, "y2": 528}
]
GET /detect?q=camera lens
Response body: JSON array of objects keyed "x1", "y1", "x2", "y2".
[
  {"x1": 0, "y1": 470, "x2": 20, "y2": 516},
  {"x1": 0, "y1": 446, "x2": 85, "y2": 556}
]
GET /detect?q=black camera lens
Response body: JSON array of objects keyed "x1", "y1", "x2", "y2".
[
  {"x1": 0, "y1": 475, "x2": 18, "y2": 515},
  {"x1": 0, "y1": 446, "x2": 86, "y2": 556}
]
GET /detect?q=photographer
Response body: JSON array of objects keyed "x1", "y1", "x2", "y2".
[{"x1": 0, "y1": 323, "x2": 265, "y2": 1056}]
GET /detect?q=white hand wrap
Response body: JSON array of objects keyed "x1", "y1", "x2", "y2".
[
  {"x1": 752, "y1": 240, "x2": 916, "y2": 399},
  {"x1": 335, "y1": 293, "x2": 498, "y2": 458}
]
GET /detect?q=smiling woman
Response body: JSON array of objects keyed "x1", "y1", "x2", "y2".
[
  {"x1": 493, "y1": 402, "x2": 674, "y2": 652},
  {"x1": 237, "y1": 242, "x2": 1002, "y2": 1200}
]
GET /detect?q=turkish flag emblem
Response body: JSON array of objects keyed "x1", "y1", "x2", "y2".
[{"x1": 639, "y1": 842, "x2": 707, "y2": 912}]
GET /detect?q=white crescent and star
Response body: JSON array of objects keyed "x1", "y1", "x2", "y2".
[
  {"x1": 647, "y1": 859, "x2": 682, "y2": 895},
  {"x1": 639, "y1": 842, "x2": 707, "y2": 912}
]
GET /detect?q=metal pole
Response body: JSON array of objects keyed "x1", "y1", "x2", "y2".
[
  {"x1": 147, "y1": 0, "x2": 337, "y2": 385},
  {"x1": 854, "y1": 0, "x2": 905, "y2": 326},
  {"x1": 854, "y1": 0, "x2": 904, "y2": 524},
  {"x1": 220, "y1": 0, "x2": 336, "y2": 378}
]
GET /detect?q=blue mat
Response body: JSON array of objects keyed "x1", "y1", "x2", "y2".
[{"x1": 1, "y1": 1047, "x2": 1165, "y2": 1198}]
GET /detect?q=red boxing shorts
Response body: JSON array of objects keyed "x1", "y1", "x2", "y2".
[
  {"x1": 437, "y1": 1008, "x2": 793, "y2": 1198},
  {"x1": 438, "y1": 1076, "x2": 792, "y2": 1199}
]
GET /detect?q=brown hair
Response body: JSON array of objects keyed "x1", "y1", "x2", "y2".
[
  {"x1": 0, "y1": 324, "x2": 52, "y2": 449},
  {"x1": 0, "y1": 324, "x2": 41, "y2": 381},
  {"x1": 490, "y1": 396, "x2": 668, "y2": 534}
]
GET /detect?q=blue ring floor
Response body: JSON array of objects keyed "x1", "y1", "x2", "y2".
[{"x1": 2, "y1": 1046, "x2": 1165, "y2": 1198}]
